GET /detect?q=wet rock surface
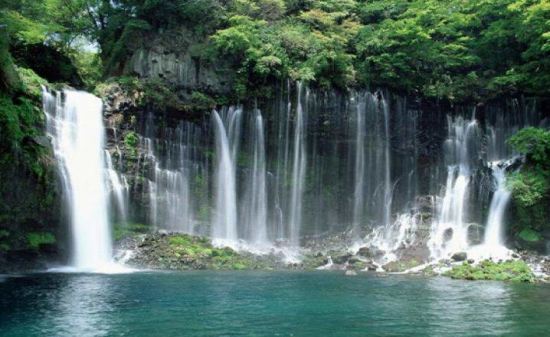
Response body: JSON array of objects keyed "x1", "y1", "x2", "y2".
[
  {"x1": 118, "y1": 233, "x2": 293, "y2": 271},
  {"x1": 451, "y1": 252, "x2": 468, "y2": 262},
  {"x1": 112, "y1": 230, "x2": 550, "y2": 282}
]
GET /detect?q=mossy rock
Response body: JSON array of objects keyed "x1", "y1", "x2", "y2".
[
  {"x1": 518, "y1": 229, "x2": 543, "y2": 242},
  {"x1": 26, "y1": 232, "x2": 55, "y2": 250},
  {"x1": 0, "y1": 229, "x2": 10, "y2": 252},
  {"x1": 113, "y1": 223, "x2": 149, "y2": 241},
  {"x1": 445, "y1": 260, "x2": 535, "y2": 283},
  {"x1": 515, "y1": 229, "x2": 546, "y2": 252},
  {"x1": 163, "y1": 234, "x2": 256, "y2": 270},
  {"x1": 302, "y1": 254, "x2": 329, "y2": 269},
  {"x1": 349, "y1": 259, "x2": 367, "y2": 271},
  {"x1": 11, "y1": 43, "x2": 83, "y2": 88},
  {"x1": 383, "y1": 258, "x2": 421, "y2": 272}
]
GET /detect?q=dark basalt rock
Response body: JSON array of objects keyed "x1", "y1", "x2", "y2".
[
  {"x1": 451, "y1": 252, "x2": 468, "y2": 262},
  {"x1": 332, "y1": 253, "x2": 353, "y2": 265}
]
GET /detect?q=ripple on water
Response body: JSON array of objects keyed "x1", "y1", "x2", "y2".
[{"x1": 1, "y1": 272, "x2": 550, "y2": 337}]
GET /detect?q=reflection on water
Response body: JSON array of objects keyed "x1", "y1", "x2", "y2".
[
  {"x1": 1, "y1": 272, "x2": 549, "y2": 337},
  {"x1": 425, "y1": 277, "x2": 512, "y2": 336},
  {"x1": 47, "y1": 275, "x2": 115, "y2": 337}
]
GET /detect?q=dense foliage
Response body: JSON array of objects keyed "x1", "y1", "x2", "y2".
[
  {"x1": 2, "y1": 0, "x2": 549, "y2": 101},
  {"x1": 0, "y1": 26, "x2": 59, "y2": 253},
  {"x1": 507, "y1": 127, "x2": 550, "y2": 247}
]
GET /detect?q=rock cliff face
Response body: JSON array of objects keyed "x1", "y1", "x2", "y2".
[
  {"x1": 101, "y1": 80, "x2": 550, "y2": 266},
  {"x1": 122, "y1": 28, "x2": 234, "y2": 96}
]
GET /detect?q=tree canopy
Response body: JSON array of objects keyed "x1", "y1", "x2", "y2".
[{"x1": 2, "y1": 0, "x2": 550, "y2": 101}]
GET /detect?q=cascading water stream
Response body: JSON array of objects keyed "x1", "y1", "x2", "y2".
[
  {"x1": 105, "y1": 150, "x2": 129, "y2": 223},
  {"x1": 381, "y1": 96, "x2": 392, "y2": 228},
  {"x1": 212, "y1": 109, "x2": 240, "y2": 242},
  {"x1": 484, "y1": 162, "x2": 512, "y2": 247},
  {"x1": 92, "y1": 81, "x2": 538, "y2": 264},
  {"x1": 466, "y1": 160, "x2": 514, "y2": 261},
  {"x1": 288, "y1": 83, "x2": 307, "y2": 246},
  {"x1": 429, "y1": 115, "x2": 479, "y2": 259},
  {"x1": 43, "y1": 89, "x2": 115, "y2": 271},
  {"x1": 352, "y1": 94, "x2": 366, "y2": 233},
  {"x1": 243, "y1": 110, "x2": 268, "y2": 244},
  {"x1": 139, "y1": 116, "x2": 201, "y2": 233}
]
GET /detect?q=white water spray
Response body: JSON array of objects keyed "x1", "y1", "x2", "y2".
[
  {"x1": 243, "y1": 110, "x2": 268, "y2": 244},
  {"x1": 429, "y1": 116, "x2": 479, "y2": 259},
  {"x1": 212, "y1": 109, "x2": 240, "y2": 241},
  {"x1": 105, "y1": 151, "x2": 128, "y2": 223},
  {"x1": 288, "y1": 84, "x2": 307, "y2": 246},
  {"x1": 468, "y1": 161, "x2": 514, "y2": 261},
  {"x1": 484, "y1": 162, "x2": 512, "y2": 247},
  {"x1": 43, "y1": 89, "x2": 114, "y2": 271},
  {"x1": 352, "y1": 94, "x2": 366, "y2": 232}
]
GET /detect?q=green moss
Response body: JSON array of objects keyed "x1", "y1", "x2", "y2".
[
  {"x1": 163, "y1": 234, "x2": 256, "y2": 270},
  {"x1": 0, "y1": 93, "x2": 49, "y2": 179},
  {"x1": 508, "y1": 170, "x2": 549, "y2": 208},
  {"x1": 0, "y1": 230, "x2": 9, "y2": 238},
  {"x1": 383, "y1": 259, "x2": 421, "y2": 272},
  {"x1": 168, "y1": 235, "x2": 194, "y2": 247},
  {"x1": 16, "y1": 66, "x2": 48, "y2": 100},
  {"x1": 113, "y1": 223, "x2": 149, "y2": 241},
  {"x1": 302, "y1": 254, "x2": 328, "y2": 269},
  {"x1": 445, "y1": 260, "x2": 535, "y2": 283},
  {"x1": 518, "y1": 229, "x2": 543, "y2": 242},
  {"x1": 190, "y1": 91, "x2": 216, "y2": 111},
  {"x1": 123, "y1": 131, "x2": 139, "y2": 157},
  {"x1": 507, "y1": 128, "x2": 550, "y2": 241},
  {"x1": 26, "y1": 232, "x2": 55, "y2": 250},
  {"x1": 0, "y1": 230, "x2": 10, "y2": 252}
]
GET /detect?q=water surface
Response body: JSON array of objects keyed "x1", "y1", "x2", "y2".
[{"x1": 1, "y1": 271, "x2": 549, "y2": 336}]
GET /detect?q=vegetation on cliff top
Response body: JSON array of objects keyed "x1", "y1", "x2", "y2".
[{"x1": 3, "y1": 0, "x2": 550, "y2": 102}]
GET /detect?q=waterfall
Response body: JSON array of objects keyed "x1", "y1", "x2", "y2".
[
  {"x1": 43, "y1": 89, "x2": 113, "y2": 271},
  {"x1": 365, "y1": 212, "x2": 420, "y2": 264},
  {"x1": 95, "y1": 81, "x2": 539, "y2": 259},
  {"x1": 212, "y1": 108, "x2": 241, "y2": 241},
  {"x1": 428, "y1": 103, "x2": 535, "y2": 261},
  {"x1": 467, "y1": 161, "x2": 514, "y2": 261},
  {"x1": 139, "y1": 116, "x2": 202, "y2": 233},
  {"x1": 353, "y1": 92, "x2": 394, "y2": 231},
  {"x1": 105, "y1": 151, "x2": 129, "y2": 224},
  {"x1": 429, "y1": 115, "x2": 479, "y2": 258},
  {"x1": 242, "y1": 109, "x2": 268, "y2": 244},
  {"x1": 288, "y1": 83, "x2": 307, "y2": 246},
  {"x1": 272, "y1": 85, "x2": 292, "y2": 240},
  {"x1": 483, "y1": 162, "x2": 512, "y2": 247},
  {"x1": 352, "y1": 94, "x2": 366, "y2": 232},
  {"x1": 381, "y1": 96, "x2": 392, "y2": 227}
]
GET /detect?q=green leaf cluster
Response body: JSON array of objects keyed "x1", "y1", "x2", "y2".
[
  {"x1": 509, "y1": 127, "x2": 550, "y2": 168},
  {"x1": 7, "y1": 1, "x2": 550, "y2": 101},
  {"x1": 507, "y1": 127, "x2": 550, "y2": 208},
  {"x1": 26, "y1": 231, "x2": 56, "y2": 250},
  {"x1": 445, "y1": 260, "x2": 535, "y2": 282},
  {"x1": 507, "y1": 127, "x2": 550, "y2": 242},
  {"x1": 355, "y1": 0, "x2": 550, "y2": 101}
]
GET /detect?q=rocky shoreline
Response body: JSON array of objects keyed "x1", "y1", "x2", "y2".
[{"x1": 114, "y1": 231, "x2": 550, "y2": 283}]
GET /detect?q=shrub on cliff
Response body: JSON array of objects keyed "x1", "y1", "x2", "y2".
[{"x1": 507, "y1": 127, "x2": 550, "y2": 248}]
